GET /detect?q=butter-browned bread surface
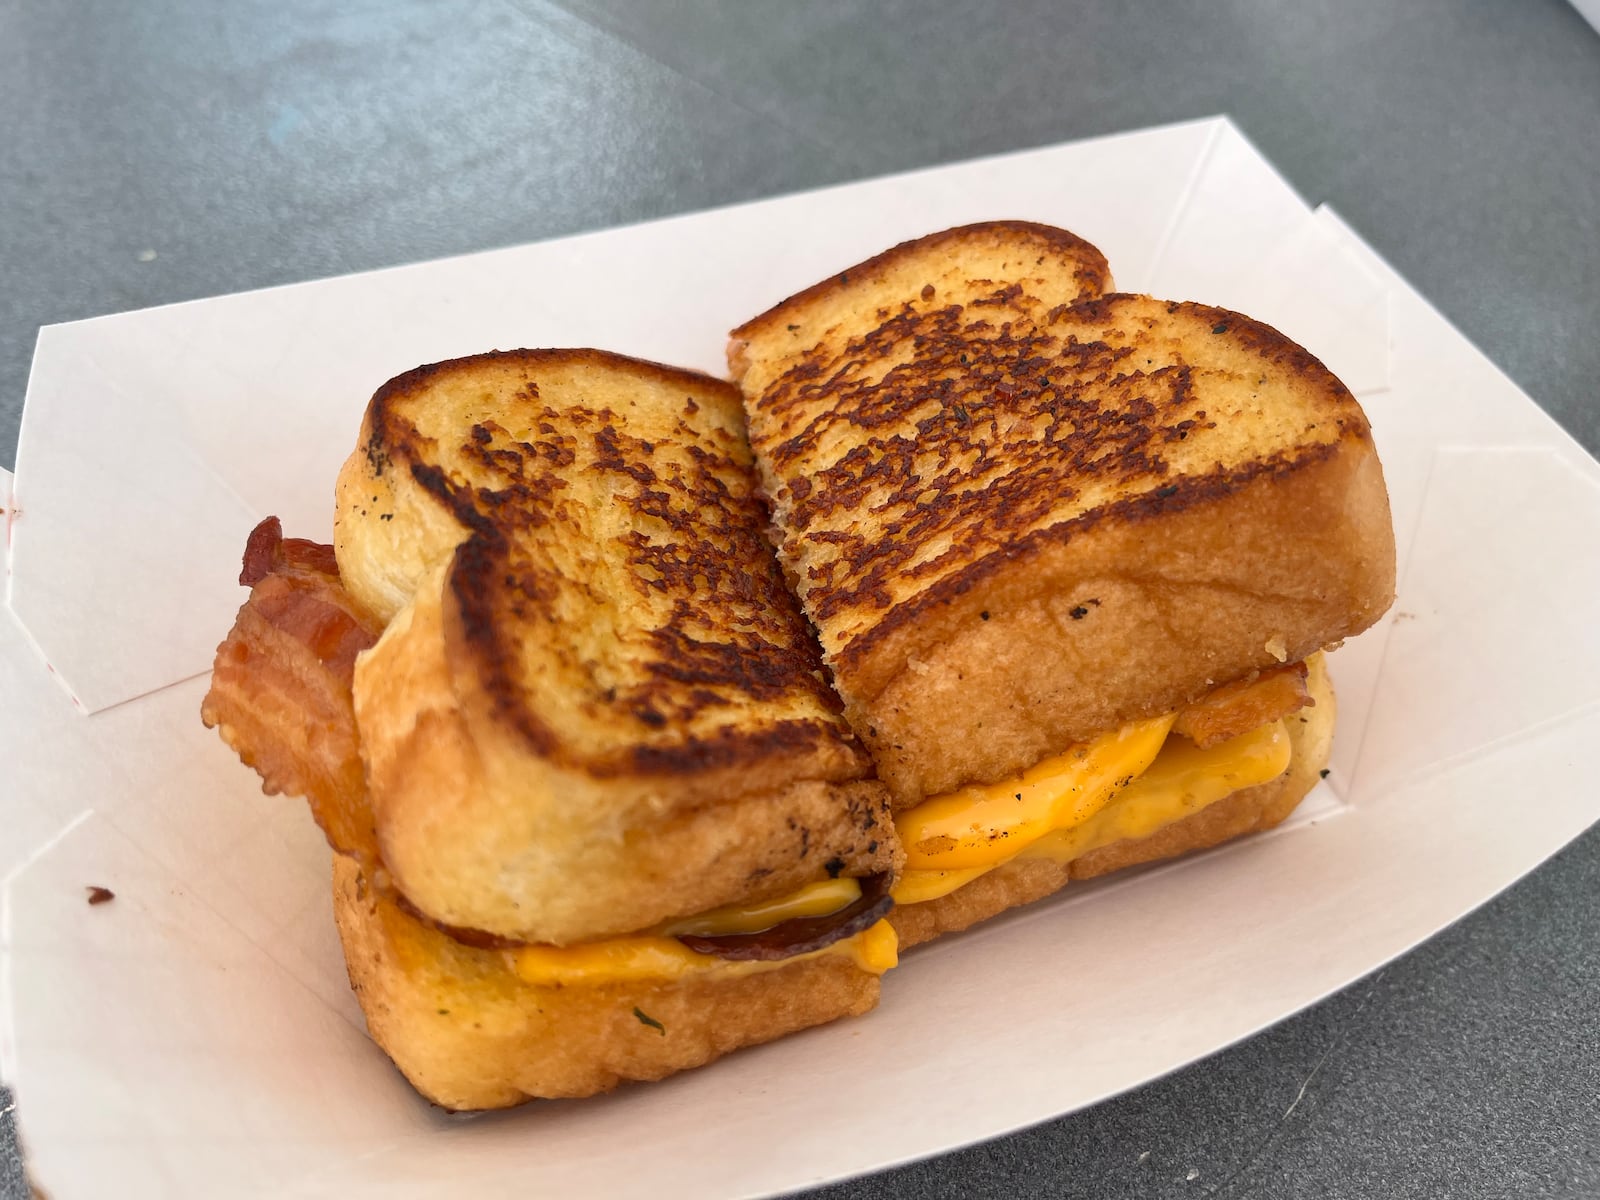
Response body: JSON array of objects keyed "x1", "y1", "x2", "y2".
[{"x1": 335, "y1": 350, "x2": 899, "y2": 944}]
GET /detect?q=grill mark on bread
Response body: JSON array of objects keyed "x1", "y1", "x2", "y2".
[{"x1": 360, "y1": 349, "x2": 860, "y2": 775}]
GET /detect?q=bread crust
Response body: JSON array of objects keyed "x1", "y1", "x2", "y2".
[
  {"x1": 332, "y1": 855, "x2": 881, "y2": 1110},
  {"x1": 891, "y1": 653, "x2": 1336, "y2": 948},
  {"x1": 730, "y1": 226, "x2": 1394, "y2": 801},
  {"x1": 341, "y1": 350, "x2": 900, "y2": 944}
]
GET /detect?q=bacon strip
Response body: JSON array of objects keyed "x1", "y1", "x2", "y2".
[
  {"x1": 677, "y1": 873, "x2": 894, "y2": 961},
  {"x1": 1170, "y1": 660, "x2": 1312, "y2": 748},
  {"x1": 201, "y1": 517, "x2": 382, "y2": 862}
]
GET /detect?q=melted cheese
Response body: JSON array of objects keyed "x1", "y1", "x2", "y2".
[
  {"x1": 892, "y1": 717, "x2": 1292, "y2": 906},
  {"x1": 1025, "y1": 718, "x2": 1290, "y2": 864},
  {"x1": 509, "y1": 918, "x2": 898, "y2": 987},
  {"x1": 896, "y1": 715, "x2": 1175, "y2": 871},
  {"x1": 657, "y1": 878, "x2": 862, "y2": 937}
]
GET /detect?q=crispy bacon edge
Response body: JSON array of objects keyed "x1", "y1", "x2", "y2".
[
  {"x1": 1170, "y1": 660, "x2": 1312, "y2": 748},
  {"x1": 201, "y1": 516, "x2": 382, "y2": 863},
  {"x1": 678, "y1": 873, "x2": 895, "y2": 961}
]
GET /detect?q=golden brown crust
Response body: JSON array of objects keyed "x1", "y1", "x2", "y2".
[
  {"x1": 731, "y1": 226, "x2": 1394, "y2": 801},
  {"x1": 730, "y1": 220, "x2": 1112, "y2": 348},
  {"x1": 891, "y1": 653, "x2": 1336, "y2": 948},
  {"x1": 340, "y1": 350, "x2": 900, "y2": 944},
  {"x1": 332, "y1": 855, "x2": 880, "y2": 1110}
]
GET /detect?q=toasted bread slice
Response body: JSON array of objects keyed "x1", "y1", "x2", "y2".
[
  {"x1": 729, "y1": 224, "x2": 1394, "y2": 803},
  {"x1": 890, "y1": 651, "x2": 1336, "y2": 947},
  {"x1": 332, "y1": 855, "x2": 884, "y2": 1109},
  {"x1": 335, "y1": 350, "x2": 900, "y2": 944}
]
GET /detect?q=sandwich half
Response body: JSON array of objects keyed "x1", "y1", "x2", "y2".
[
  {"x1": 203, "y1": 349, "x2": 902, "y2": 1107},
  {"x1": 727, "y1": 221, "x2": 1395, "y2": 946}
]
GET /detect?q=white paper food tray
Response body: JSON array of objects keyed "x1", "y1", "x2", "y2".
[{"x1": 3, "y1": 116, "x2": 1598, "y2": 1199}]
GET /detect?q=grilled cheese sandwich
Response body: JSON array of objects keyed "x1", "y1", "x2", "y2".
[
  {"x1": 202, "y1": 220, "x2": 1396, "y2": 1113},
  {"x1": 205, "y1": 349, "x2": 908, "y2": 1108}
]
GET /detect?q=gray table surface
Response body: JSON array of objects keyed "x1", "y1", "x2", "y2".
[{"x1": 3, "y1": 1, "x2": 1598, "y2": 1196}]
